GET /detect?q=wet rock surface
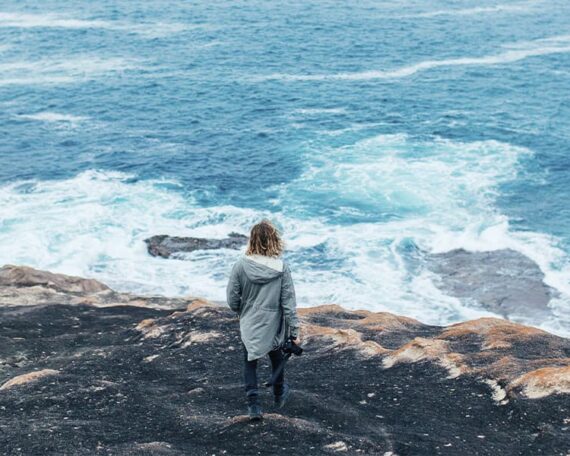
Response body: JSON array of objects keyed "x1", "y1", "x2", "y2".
[
  {"x1": 427, "y1": 248, "x2": 559, "y2": 321},
  {"x1": 0, "y1": 268, "x2": 569, "y2": 455},
  {"x1": 144, "y1": 233, "x2": 248, "y2": 259}
]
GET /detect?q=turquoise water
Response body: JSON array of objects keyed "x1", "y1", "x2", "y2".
[{"x1": 1, "y1": 1, "x2": 569, "y2": 333}]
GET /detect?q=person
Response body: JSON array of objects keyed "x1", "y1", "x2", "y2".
[{"x1": 226, "y1": 220, "x2": 299, "y2": 420}]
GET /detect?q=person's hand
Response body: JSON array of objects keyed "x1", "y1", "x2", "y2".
[{"x1": 291, "y1": 330, "x2": 301, "y2": 344}]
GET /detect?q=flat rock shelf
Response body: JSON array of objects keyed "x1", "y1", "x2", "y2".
[{"x1": 0, "y1": 266, "x2": 569, "y2": 455}]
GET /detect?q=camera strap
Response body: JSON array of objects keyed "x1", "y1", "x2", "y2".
[{"x1": 264, "y1": 350, "x2": 292, "y2": 388}]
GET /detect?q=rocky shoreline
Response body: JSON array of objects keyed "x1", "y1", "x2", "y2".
[
  {"x1": 142, "y1": 233, "x2": 561, "y2": 325},
  {"x1": 0, "y1": 265, "x2": 569, "y2": 455}
]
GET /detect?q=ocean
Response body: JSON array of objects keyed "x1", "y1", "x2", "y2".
[{"x1": 1, "y1": 0, "x2": 569, "y2": 335}]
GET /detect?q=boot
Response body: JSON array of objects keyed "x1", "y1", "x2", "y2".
[
  {"x1": 247, "y1": 394, "x2": 262, "y2": 421},
  {"x1": 274, "y1": 383, "x2": 291, "y2": 409}
]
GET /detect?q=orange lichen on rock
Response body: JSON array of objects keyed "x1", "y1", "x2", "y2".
[
  {"x1": 510, "y1": 365, "x2": 570, "y2": 399},
  {"x1": 300, "y1": 304, "x2": 419, "y2": 326},
  {"x1": 0, "y1": 369, "x2": 60, "y2": 390},
  {"x1": 382, "y1": 337, "x2": 465, "y2": 378},
  {"x1": 298, "y1": 304, "x2": 364, "y2": 317},
  {"x1": 302, "y1": 323, "x2": 387, "y2": 356},
  {"x1": 357, "y1": 311, "x2": 422, "y2": 331},
  {"x1": 186, "y1": 298, "x2": 219, "y2": 313},
  {"x1": 136, "y1": 318, "x2": 155, "y2": 330},
  {"x1": 0, "y1": 265, "x2": 109, "y2": 294},
  {"x1": 483, "y1": 355, "x2": 522, "y2": 377},
  {"x1": 440, "y1": 317, "x2": 547, "y2": 350},
  {"x1": 135, "y1": 318, "x2": 165, "y2": 339},
  {"x1": 299, "y1": 304, "x2": 421, "y2": 333},
  {"x1": 177, "y1": 331, "x2": 222, "y2": 348}
]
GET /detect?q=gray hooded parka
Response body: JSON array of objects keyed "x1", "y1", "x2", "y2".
[{"x1": 227, "y1": 255, "x2": 299, "y2": 361}]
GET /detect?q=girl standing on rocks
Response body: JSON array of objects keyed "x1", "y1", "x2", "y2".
[{"x1": 226, "y1": 220, "x2": 300, "y2": 420}]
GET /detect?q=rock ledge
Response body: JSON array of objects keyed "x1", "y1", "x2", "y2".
[{"x1": 0, "y1": 266, "x2": 569, "y2": 455}]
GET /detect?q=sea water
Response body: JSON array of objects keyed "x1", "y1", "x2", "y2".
[{"x1": 0, "y1": 0, "x2": 569, "y2": 335}]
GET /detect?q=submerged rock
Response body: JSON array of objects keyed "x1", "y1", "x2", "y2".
[
  {"x1": 427, "y1": 248, "x2": 559, "y2": 321},
  {"x1": 144, "y1": 232, "x2": 248, "y2": 258},
  {"x1": 0, "y1": 270, "x2": 569, "y2": 455}
]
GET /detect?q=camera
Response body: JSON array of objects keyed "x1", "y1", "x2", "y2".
[
  {"x1": 265, "y1": 336, "x2": 303, "y2": 387},
  {"x1": 282, "y1": 336, "x2": 303, "y2": 356}
]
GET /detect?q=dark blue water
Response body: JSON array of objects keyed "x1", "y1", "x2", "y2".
[{"x1": 1, "y1": 0, "x2": 569, "y2": 333}]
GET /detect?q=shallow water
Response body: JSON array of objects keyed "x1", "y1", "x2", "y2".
[{"x1": 1, "y1": 0, "x2": 569, "y2": 335}]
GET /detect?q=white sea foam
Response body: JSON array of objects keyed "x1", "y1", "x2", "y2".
[
  {"x1": 274, "y1": 134, "x2": 570, "y2": 334},
  {"x1": 501, "y1": 34, "x2": 570, "y2": 49},
  {"x1": 291, "y1": 108, "x2": 347, "y2": 115},
  {"x1": 257, "y1": 35, "x2": 570, "y2": 82},
  {"x1": 0, "y1": 12, "x2": 109, "y2": 29},
  {"x1": 0, "y1": 12, "x2": 192, "y2": 37},
  {"x1": 0, "y1": 171, "x2": 272, "y2": 298},
  {"x1": 0, "y1": 57, "x2": 136, "y2": 86},
  {"x1": 0, "y1": 76, "x2": 76, "y2": 86},
  {"x1": 18, "y1": 112, "x2": 88, "y2": 123},
  {"x1": 408, "y1": 3, "x2": 536, "y2": 18},
  {"x1": 313, "y1": 122, "x2": 387, "y2": 136},
  {"x1": 0, "y1": 57, "x2": 134, "y2": 74},
  {"x1": 1, "y1": 135, "x2": 568, "y2": 335}
]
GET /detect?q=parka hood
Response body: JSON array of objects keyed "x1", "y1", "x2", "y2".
[{"x1": 242, "y1": 255, "x2": 283, "y2": 284}]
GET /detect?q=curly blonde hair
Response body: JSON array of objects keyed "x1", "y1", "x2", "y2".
[{"x1": 246, "y1": 220, "x2": 284, "y2": 257}]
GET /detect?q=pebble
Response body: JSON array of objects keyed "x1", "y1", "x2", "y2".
[{"x1": 324, "y1": 441, "x2": 348, "y2": 452}]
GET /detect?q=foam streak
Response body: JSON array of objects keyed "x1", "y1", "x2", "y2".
[
  {"x1": 258, "y1": 39, "x2": 570, "y2": 82},
  {"x1": 0, "y1": 12, "x2": 192, "y2": 37}
]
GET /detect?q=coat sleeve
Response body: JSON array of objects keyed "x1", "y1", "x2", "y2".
[
  {"x1": 226, "y1": 261, "x2": 242, "y2": 313},
  {"x1": 280, "y1": 263, "x2": 299, "y2": 338}
]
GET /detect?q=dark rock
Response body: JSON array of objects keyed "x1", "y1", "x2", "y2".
[
  {"x1": 144, "y1": 232, "x2": 248, "y2": 259},
  {"x1": 0, "y1": 280, "x2": 569, "y2": 455},
  {"x1": 427, "y1": 248, "x2": 559, "y2": 321}
]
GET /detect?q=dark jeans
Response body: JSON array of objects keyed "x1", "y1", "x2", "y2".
[{"x1": 243, "y1": 344, "x2": 284, "y2": 400}]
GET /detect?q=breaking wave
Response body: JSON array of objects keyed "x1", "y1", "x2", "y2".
[{"x1": 1, "y1": 135, "x2": 568, "y2": 335}]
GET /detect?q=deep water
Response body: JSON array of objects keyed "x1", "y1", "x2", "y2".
[{"x1": 0, "y1": 0, "x2": 569, "y2": 334}]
